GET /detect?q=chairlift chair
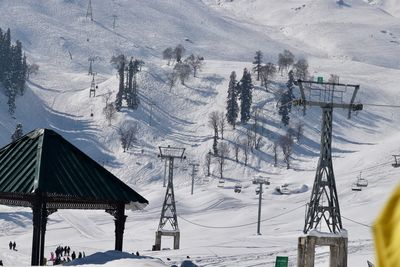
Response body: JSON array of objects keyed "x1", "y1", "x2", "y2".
[
  {"x1": 217, "y1": 179, "x2": 225, "y2": 188},
  {"x1": 392, "y1": 155, "x2": 400, "y2": 167},
  {"x1": 234, "y1": 183, "x2": 242, "y2": 193},
  {"x1": 351, "y1": 182, "x2": 362, "y2": 191},
  {"x1": 255, "y1": 187, "x2": 262, "y2": 195}
]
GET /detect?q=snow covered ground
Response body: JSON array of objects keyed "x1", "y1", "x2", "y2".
[{"x1": 0, "y1": 0, "x2": 399, "y2": 266}]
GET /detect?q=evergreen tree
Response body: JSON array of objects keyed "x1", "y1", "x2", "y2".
[
  {"x1": 278, "y1": 91, "x2": 290, "y2": 126},
  {"x1": 115, "y1": 55, "x2": 125, "y2": 111},
  {"x1": 239, "y1": 68, "x2": 253, "y2": 124},
  {"x1": 226, "y1": 71, "x2": 239, "y2": 129},
  {"x1": 11, "y1": 123, "x2": 23, "y2": 142},
  {"x1": 252, "y1": 50, "x2": 263, "y2": 81}
]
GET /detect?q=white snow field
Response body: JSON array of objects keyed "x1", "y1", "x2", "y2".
[{"x1": 0, "y1": 0, "x2": 400, "y2": 266}]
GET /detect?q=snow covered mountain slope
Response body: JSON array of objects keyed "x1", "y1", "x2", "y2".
[{"x1": 0, "y1": 0, "x2": 399, "y2": 266}]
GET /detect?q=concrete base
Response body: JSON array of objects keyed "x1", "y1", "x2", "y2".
[
  {"x1": 297, "y1": 235, "x2": 348, "y2": 267},
  {"x1": 153, "y1": 231, "x2": 180, "y2": 250}
]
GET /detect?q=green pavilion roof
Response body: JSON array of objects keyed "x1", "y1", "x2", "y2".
[{"x1": 0, "y1": 128, "x2": 148, "y2": 210}]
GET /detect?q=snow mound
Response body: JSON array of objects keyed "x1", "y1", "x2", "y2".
[{"x1": 64, "y1": 250, "x2": 167, "y2": 266}]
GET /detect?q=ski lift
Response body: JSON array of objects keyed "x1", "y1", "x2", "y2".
[
  {"x1": 255, "y1": 187, "x2": 262, "y2": 195},
  {"x1": 351, "y1": 182, "x2": 362, "y2": 191},
  {"x1": 234, "y1": 183, "x2": 242, "y2": 193},
  {"x1": 217, "y1": 179, "x2": 225, "y2": 188},
  {"x1": 392, "y1": 155, "x2": 400, "y2": 168},
  {"x1": 356, "y1": 172, "x2": 368, "y2": 187},
  {"x1": 203, "y1": 176, "x2": 209, "y2": 182},
  {"x1": 278, "y1": 184, "x2": 291, "y2": 195}
]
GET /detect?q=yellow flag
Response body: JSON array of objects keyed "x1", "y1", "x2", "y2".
[{"x1": 374, "y1": 184, "x2": 400, "y2": 267}]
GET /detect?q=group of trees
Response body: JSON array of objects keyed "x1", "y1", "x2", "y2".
[
  {"x1": 163, "y1": 44, "x2": 204, "y2": 90},
  {"x1": 225, "y1": 68, "x2": 254, "y2": 129},
  {"x1": 110, "y1": 54, "x2": 144, "y2": 112},
  {"x1": 0, "y1": 28, "x2": 29, "y2": 114},
  {"x1": 252, "y1": 51, "x2": 276, "y2": 91}
]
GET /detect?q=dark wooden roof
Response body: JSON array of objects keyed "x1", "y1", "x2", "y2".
[{"x1": 0, "y1": 129, "x2": 148, "y2": 210}]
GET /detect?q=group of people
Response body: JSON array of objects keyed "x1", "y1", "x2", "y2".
[
  {"x1": 8, "y1": 241, "x2": 16, "y2": 251},
  {"x1": 49, "y1": 245, "x2": 85, "y2": 265}
]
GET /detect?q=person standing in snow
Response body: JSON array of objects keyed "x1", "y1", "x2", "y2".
[
  {"x1": 78, "y1": 252, "x2": 82, "y2": 258},
  {"x1": 8, "y1": 241, "x2": 12, "y2": 250},
  {"x1": 12, "y1": 241, "x2": 16, "y2": 250},
  {"x1": 71, "y1": 251, "x2": 76, "y2": 260}
]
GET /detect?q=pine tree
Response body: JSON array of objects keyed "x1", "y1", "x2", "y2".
[
  {"x1": 239, "y1": 68, "x2": 253, "y2": 124},
  {"x1": 226, "y1": 71, "x2": 239, "y2": 129},
  {"x1": 11, "y1": 123, "x2": 23, "y2": 142},
  {"x1": 115, "y1": 55, "x2": 125, "y2": 111},
  {"x1": 252, "y1": 50, "x2": 263, "y2": 81},
  {"x1": 278, "y1": 91, "x2": 290, "y2": 126}
]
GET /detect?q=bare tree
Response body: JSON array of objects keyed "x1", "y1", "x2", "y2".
[
  {"x1": 208, "y1": 111, "x2": 220, "y2": 138},
  {"x1": 218, "y1": 112, "x2": 226, "y2": 140},
  {"x1": 167, "y1": 71, "x2": 178, "y2": 92},
  {"x1": 295, "y1": 122, "x2": 304, "y2": 142},
  {"x1": 185, "y1": 54, "x2": 204, "y2": 77},
  {"x1": 118, "y1": 122, "x2": 139, "y2": 152},
  {"x1": 246, "y1": 128, "x2": 254, "y2": 152},
  {"x1": 232, "y1": 137, "x2": 240, "y2": 163},
  {"x1": 173, "y1": 62, "x2": 191, "y2": 85},
  {"x1": 204, "y1": 151, "x2": 212, "y2": 177},
  {"x1": 102, "y1": 89, "x2": 113, "y2": 109},
  {"x1": 27, "y1": 63, "x2": 39, "y2": 79},
  {"x1": 103, "y1": 103, "x2": 117, "y2": 126},
  {"x1": 174, "y1": 44, "x2": 185, "y2": 62},
  {"x1": 280, "y1": 134, "x2": 294, "y2": 169},
  {"x1": 273, "y1": 141, "x2": 278, "y2": 167},
  {"x1": 241, "y1": 138, "x2": 249, "y2": 166},
  {"x1": 163, "y1": 47, "x2": 174, "y2": 65},
  {"x1": 216, "y1": 142, "x2": 230, "y2": 179},
  {"x1": 259, "y1": 63, "x2": 276, "y2": 91},
  {"x1": 278, "y1": 50, "x2": 295, "y2": 75},
  {"x1": 293, "y1": 58, "x2": 309, "y2": 81}
]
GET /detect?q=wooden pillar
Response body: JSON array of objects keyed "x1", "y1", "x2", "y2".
[
  {"x1": 114, "y1": 203, "x2": 127, "y2": 251},
  {"x1": 31, "y1": 192, "x2": 42, "y2": 266}
]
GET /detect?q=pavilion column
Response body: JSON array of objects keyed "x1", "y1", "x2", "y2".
[
  {"x1": 114, "y1": 203, "x2": 127, "y2": 251},
  {"x1": 39, "y1": 206, "x2": 56, "y2": 266},
  {"x1": 31, "y1": 191, "x2": 42, "y2": 266}
]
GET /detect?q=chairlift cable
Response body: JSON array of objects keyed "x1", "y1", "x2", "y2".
[
  {"x1": 177, "y1": 204, "x2": 305, "y2": 229},
  {"x1": 341, "y1": 215, "x2": 372, "y2": 228}
]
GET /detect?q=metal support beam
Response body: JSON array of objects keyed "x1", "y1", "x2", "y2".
[{"x1": 304, "y1": 108, "x2": 342, "y2": 233}]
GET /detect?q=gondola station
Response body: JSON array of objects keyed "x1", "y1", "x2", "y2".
[{"x1": 0, "y1": 129, "x2": 148, "y2": 265}]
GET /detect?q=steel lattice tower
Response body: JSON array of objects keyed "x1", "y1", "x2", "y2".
[
  {"x1": 154, "y1": 146, "x2": 185, "y2": 250},
  {"x1": 295, "y1": 80, "x2": 362, "y2": 234},
  {"x1": 86, "y1": 0, "x2": 93, "y2": 21}
]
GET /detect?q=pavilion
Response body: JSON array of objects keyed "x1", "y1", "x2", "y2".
[{"x1": 0, "y1": 128, "x2": 148, "y2": 265}]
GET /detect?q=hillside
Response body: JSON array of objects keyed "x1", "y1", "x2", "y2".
[{"x1": 0, "y1": 0, "x2": 399, "y2": 266}]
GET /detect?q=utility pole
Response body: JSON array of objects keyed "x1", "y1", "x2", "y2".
[
  {"x1": 112, "y1": 14, "x2": 117, "y2": 29},
  {"x1": 252, "y1": 177, "x2": 270, "y2": 235},
  {"x1": 154, "y1": 146, "x2": 186, "y2": 251},
  {"x1": 295, "y1": 79, "x2": 363, "y2": 267},
  {"x1": 189, "y1": 163, "x2": 199, "y2": 195},
  {"x1": 86, "y1": 0, "x2": 93, "y2": 21}
]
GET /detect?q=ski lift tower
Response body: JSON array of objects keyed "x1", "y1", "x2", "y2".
[
  {"x1": 294, "y1": 79, "x2": 363, "y2": 267},
  {"x1": 154, "y1": 145, "x2": 186, "y2": 251},
  {"x1": 89, "y1": 73, "x2": 97, "y2": 97}
]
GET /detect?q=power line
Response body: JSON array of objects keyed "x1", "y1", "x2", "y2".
[{"x1": 178, "y1": 204, "x2": 305, "y2": 229}]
